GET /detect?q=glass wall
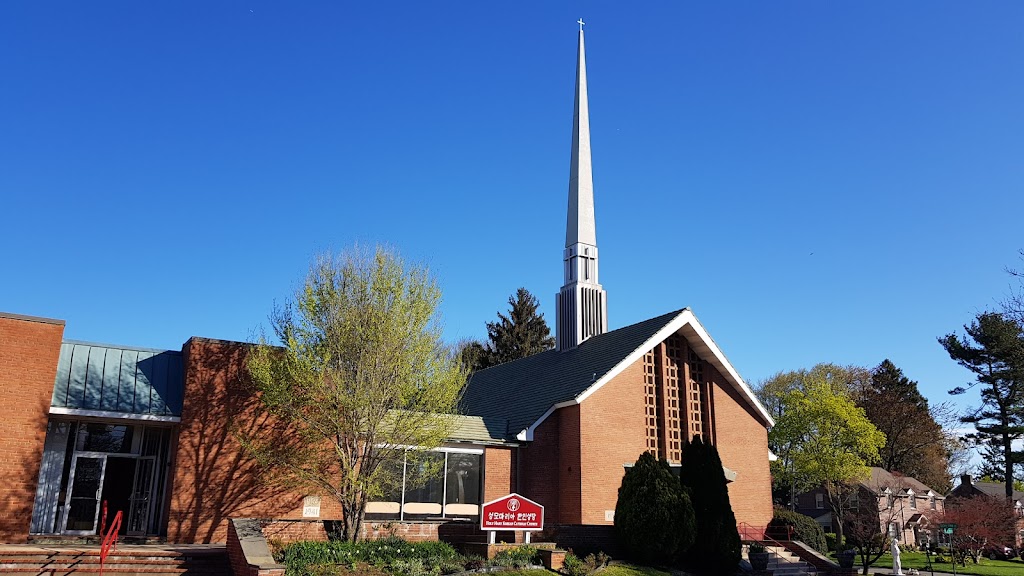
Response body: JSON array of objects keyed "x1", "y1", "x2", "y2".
[{"x1": 366, "y1": 448, "x2": 482, "y2": 521}]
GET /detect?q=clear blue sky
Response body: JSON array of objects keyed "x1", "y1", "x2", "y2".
[{"x1": 2, "y1": 2, "x2": 1022, "y2": 420}]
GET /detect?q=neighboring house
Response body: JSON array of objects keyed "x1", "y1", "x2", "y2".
[
  {"x1": 795, "y1": 467, "x2": 946, "y2": 548},
  {"x1": 948, "y1": 474, "x2": 1024, "y2": 547}
]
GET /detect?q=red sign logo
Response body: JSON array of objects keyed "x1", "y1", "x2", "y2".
[{"x1": 481, "y1": 493, "x2": 544, "y2": 531}]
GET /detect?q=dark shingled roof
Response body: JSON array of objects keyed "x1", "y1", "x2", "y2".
[{"x1": 461, "y1": 309, "x2": 685, "y2": 437}]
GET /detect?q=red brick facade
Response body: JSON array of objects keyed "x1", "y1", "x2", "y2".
[
  {"x1": 167, "y1": 338, "x2": 323, "y2": 543},
  {"x1": 4, "y1": 313, "x2": 772, "y2": 545},
  {"x1": 0, "y1": 314, "x2": 64, "y2": 543},
  {"x1": 512, "y1": 339, "x2": 772, "y2": 531}
]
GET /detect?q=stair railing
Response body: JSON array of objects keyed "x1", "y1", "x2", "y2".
[
  {"x1": 738, "y1": 522, "x2": 818, "y2": 574},
  {"x1": 99, "y1": 510, "x2": 123, "y2": 576}
]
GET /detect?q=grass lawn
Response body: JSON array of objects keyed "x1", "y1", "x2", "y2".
[
  {"x1": 858, "y1": 551, "x2": 1024, "y2": 576},
  {"x1": 598, "y1": 564, "x2": 672, "y2": 576}
]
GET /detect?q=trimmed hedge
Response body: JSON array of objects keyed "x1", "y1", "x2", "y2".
[{"x1": 768, "y1": 507, "x2": 827, "y2": 553}]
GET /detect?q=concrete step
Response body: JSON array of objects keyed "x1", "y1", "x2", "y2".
[{"x1": 0, "y1": 546, "x2": 230, "y2": 576}]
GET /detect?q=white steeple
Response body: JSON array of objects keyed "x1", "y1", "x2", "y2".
[{"x1": 557, "y1": 20, "x2": 608, "y2": 352}]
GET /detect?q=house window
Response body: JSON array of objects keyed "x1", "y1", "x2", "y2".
[
  {"x1": 849, "y1": 493, "x2": 860, "y2": 510},
  {"x1": 887, "y1": 494, "x2": 894, "y2": 509},
  {"x1": 910, "y1": 496, "x2": 917, "y2": 510},
  {"x1": 366, "y1": 448, "x2": 483, "y2": 520},
  {"x1": 815, "y1": 493, "x2": 824, "y2": 509},
  {"x1": 930, "y1": 496, "x2": 936, "y2": 510}
]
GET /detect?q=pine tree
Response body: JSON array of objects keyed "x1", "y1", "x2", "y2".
[
  {"x1": 469, "y1": 288, "x2": 554, "y2": 371},
  {"x1": 940, "y1": 312, "x2": 1024, "y2": 499},
  {"x1": 614, "y1": 452, "x2": 696, "y2": 566},
  {"x1": 680, "y1": 435, "x2": 741, "y2": 574},
  {"x1": 857, "y1": 360, "x2": 952, "y2": 491}
]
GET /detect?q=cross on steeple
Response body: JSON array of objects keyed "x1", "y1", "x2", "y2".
[{"x1": 577, "y1": 18, "x2": 585, "y2": 31}]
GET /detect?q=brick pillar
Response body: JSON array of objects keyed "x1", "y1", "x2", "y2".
[{"x1": 0, "y1": 313, "x2": 65, "y2": 542}]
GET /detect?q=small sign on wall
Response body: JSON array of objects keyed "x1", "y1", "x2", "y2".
[
  {"x1": 605, "y1": 510, "x2": 614, "y2": 522},
  {"x1": 302, "y1": 496, "x2": 322, "y2": 518}
]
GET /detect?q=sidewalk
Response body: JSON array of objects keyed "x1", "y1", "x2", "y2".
[{"x1": 868, "y1": 565, "x2": 962, "y2": 569}]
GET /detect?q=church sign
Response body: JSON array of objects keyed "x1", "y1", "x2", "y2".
[{"x1": 480, "y1": 493, "x2": 544, "y2": 531}]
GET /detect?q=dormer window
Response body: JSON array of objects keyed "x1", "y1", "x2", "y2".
[{"x1": 910, "y1": 495, "x2": 917, "y2": 509}]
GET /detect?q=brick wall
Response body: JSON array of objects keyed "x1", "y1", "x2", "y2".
[
  {"x1": 0, "y1": 313, "x2": 64, "y2": 542},
  {"x1": 708, "y1": 365, "x2": 773, "y2": 528},
  {"x1": 518, "y1": 411, "x2": 562, "y2": 524},
  {"x1": 557, "y1": 404, "x2": 583, "y2": 525},
  {"x1": 167, "y1": 338, "x2": 320, "y2": 543},
  {"x1": 483, "y1": 446, "x2": 515, "y2": 503},
  {"x1": 578, "y1": 357, "x2": 647, "y2": 525}
]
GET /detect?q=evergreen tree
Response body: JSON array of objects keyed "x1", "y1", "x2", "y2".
[
  {"x1": 857, "y1": 359, "x2": 953, "y2": 491},
  {"x1": 679, "y1": 435, "x2": 741, "y2": 574},
  {"x1": 940, "y1": 312, "x2": 1024, "y2": 499},
  {"x1": 614, "y1": 452, "x2": 696, "y2": 566},
  {"x1": 470, "y1": 288, "x2": 554, "y2": 371}
]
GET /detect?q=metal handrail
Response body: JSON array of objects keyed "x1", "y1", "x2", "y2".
[
  {"x1": 99, "y1": 510, "x2": 123, "y2": 576},
  {"x1": 738, "y1": 522, "x2": 818, "y2": 574}
]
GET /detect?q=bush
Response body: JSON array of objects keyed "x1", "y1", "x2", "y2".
[
  {"x1": 280, "y1": 537, "x2": 461, "y2": 576},
  {"x1": 680, "y1": 435, "x2": 741, "y2": 573},
  {"x1": 614, "y1": 452, "x2": 696, "y2": 565},
  {"x1": 463, "y1": 555, "x2": 486, "y2": 570},
  {"x1": 768, "y1": 507, "x2": 828, "y2": 553},
  {"x1": 562, "y1": 552, "x2": 588, "y2": 576},
  {"x1": 824, "y1": 532, "x2": 837, "y2": 552},
  {"x1": 493, "y1": 545, "x2": 539, "y2": 568}
]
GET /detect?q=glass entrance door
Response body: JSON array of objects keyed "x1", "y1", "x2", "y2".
[
  {"x1": 62, "y1": 455, "x2": 106, "y2": 535},
  {"x1": 127, "y1": 457, "x2": 155, "y2": 536}
]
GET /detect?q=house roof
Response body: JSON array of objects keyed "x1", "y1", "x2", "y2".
[
  {"x1": 860, "y1": 467, "x2": 944, "y2": 498},
  {"x1": 461, "y1": 308, "x2": 773, "y2": 441},
  {"x1": 448, "y1": 415, "x2": 514, "y2": 444},
  {"x1": 955, "y1": 478, "x2": 1024, "y2": 502}
]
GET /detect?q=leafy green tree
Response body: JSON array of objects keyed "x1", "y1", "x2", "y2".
[
  {"x1": 856, "y1": 359, "x2": 953, "y2": 492},
  {"x1": 940, "y1": 311, "x2": 1024, "y2": 499},
  {"x1": 614, "y1": 452, "x2": 696, "y2": 566},
  {"x1": 470, "y1": 288, "x2": 554, "y2": 371},
  {"x1": 679, "y1": 435, "x2": 741, "y2": 574},
  {"x1": 757, "y1": 364, "x2": 873, "y2": 506},
  {"x1": 761, "y1": 366, "x2": 885, "y2": 548},
  {"x1": 245, "y1": 247, "x2": 466, "y2": 541}
]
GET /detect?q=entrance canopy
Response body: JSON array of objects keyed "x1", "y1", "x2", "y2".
[{"x1": 50, "y1": 341, "x2": 183, "y2": 421}]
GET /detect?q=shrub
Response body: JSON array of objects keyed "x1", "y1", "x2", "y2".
[
  {"x1": 768, "y1": 508, "x2": 827, "y2": 553},
  {"x1": 410, "y1": 540, "x2": 459, "y2": 561},
  {"x1": 281, "y1": 537, "x2": 460, "y2": 576},
  {"x1": 614, "y1": 452, "x2": 696, "y2": 565},
  {"x1": 562, "y1": 552, "x2": 588, "y2": 576},
  {"x1": 493, "y1": 545, "x2": 539, "y2": 568},
  {"x1": 679, "y1": 436, "x2": 741, "y2": 573},
  {"x1": 748, "y1": 542, "x2": 766, "y2": 554},
  {"x1": 463, "y1": 555, "x2": 486, "y2": 570},
  {"x1": 824, "y1": 532, "x2": 837, "y2": 552}
]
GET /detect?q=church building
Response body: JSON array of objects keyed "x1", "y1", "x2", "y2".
[{"x1": 0, "y1": 25, "x2": 773, "y2": 546}]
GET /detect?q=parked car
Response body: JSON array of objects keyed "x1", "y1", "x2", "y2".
[{"x1": 984, "y1": 545, "x2": 1015, "y2": 560}]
